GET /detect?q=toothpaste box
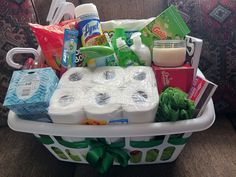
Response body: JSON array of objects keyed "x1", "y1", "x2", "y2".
[
  {"x1": 140, "y1": 5, "x2": 190, "y2": 49},
  {"x1": 152, "y1": 64, "x2": 194, "y2": 93},
  {"x1": 188, "y1": 76, "x2": 217, "y2": 117},
  {"x1": 4, "y1": 67, "x2": 59, "y2": 117}
]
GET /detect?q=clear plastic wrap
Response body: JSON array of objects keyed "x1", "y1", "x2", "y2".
[
  {"x1": 92, "y1": 66, "x2": 125, "y2": 87},
  {"x1": 48, "y1": 87, "x2": 86, "y2": 124},
  {"x1": 58, "y1": 67, "x2": 92, "y2": 88},
  {"x1": 49, "y1": 66, "x2": 159, "y2": 125}
]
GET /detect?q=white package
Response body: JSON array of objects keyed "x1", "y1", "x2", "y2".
[
  {"x1": 123, "y1": 85, "x2": 159, "y2": 124},
  {"x1": 125, "y1": 66, "x2": 156, "y2": 87},
  {"x1": 48, "y1": 88, "x2": 86, "y2": 124},
  {"x1": 92, "y1": 66, "x2": 125, "y2": 87},
  {"x1": 59, "y1": 67, "x2": 92, "y2": 87},
  {"x1": 84, "y1": 86, "x2": 124, "y2": 125}
]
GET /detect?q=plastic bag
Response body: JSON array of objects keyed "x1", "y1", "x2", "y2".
[{"x1": 29, "y1": 19, "x2": 77, "y2": 71}]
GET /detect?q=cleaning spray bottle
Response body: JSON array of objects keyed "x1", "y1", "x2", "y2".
[
  {"x1": 116, "y1": 37, "x2": 140, "y2": 67},
  {"x1": 111, "y1": 28, "x2": 126, "y2": 54},
  {"x1": 130, "y1": 32, "x2": 151, "y2": 66}
]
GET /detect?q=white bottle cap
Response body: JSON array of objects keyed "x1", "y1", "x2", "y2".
[
  {"x1": 116, "y1": 37, "x2": 126, "y2": 48},
  {"x1": 74, "y1": 3, "x2": 98, "y2": 18}
]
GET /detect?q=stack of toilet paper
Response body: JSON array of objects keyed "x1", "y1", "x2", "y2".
[
  {"x1": 58, "y1": 67, "x2": 92, "y2": 88},
  {"x1": 49, "y1": 66, "x2": 159, "y2": 125},
  {"x1": 48, "y1": 87, "x2": 85, "y2": 124}
]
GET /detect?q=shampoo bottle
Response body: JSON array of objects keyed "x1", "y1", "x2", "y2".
[{"x1": 130, "y1": 32, "x2": 151, "y2": 66}]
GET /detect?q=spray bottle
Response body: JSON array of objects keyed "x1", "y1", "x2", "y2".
[
  {"x1": 130, "y1": 32, "x2": 151, "y2": 66},
  {"x1": 116, "y1": 37, "x2": 140, "y2": 67}
]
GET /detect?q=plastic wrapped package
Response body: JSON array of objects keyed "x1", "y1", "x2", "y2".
[
  {"x1": 83, "y1": 86, "x2": 124, "y2": 125},
  {"x1": 124, "y1": 66, "x2": 156, "y2": 87},
  {"x1": 122, "y1": 85, "x2": 159, "y2": 124},
  {"x1": 92, "y1": 66, "x2": 125, "y2": 87},
  {"x1": 58, "y1": 67, "x2": 93, "y2": 88},
  {"x1": 48, "y1": 88, "x2": 86, "y2": 124}
]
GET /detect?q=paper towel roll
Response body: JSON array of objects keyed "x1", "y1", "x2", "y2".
[
  {"x1": 125, "y1": 66, "x2": 156, "y2": 87},
  {"x1": 92, "y1": 67, "x2": 125, "y2": 87},
  {"x1": 123, "y1": 85, "x2": 159, "y2": 124},
  {"x1": 48, "y1": 88, "x2": 86, "y2": 124},
  {"x1": 84, "y1": 87, "x2": 124, "y2": 125},
  {"x1": 59, "y1": 67, "x2": 92, "y2": 87}
]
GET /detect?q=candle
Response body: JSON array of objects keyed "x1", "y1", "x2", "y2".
[{"x1": 152, "y1": 40, "x2": 186, "y2": 67}]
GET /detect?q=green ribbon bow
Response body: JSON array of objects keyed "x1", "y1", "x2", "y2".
[{"x1": 86, "y1": 139, "x2": 130, "y2": 174}]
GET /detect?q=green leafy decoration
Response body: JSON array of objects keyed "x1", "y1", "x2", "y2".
[{"x1": 156, "y1": 87, "x2": 195, "y2": 122}]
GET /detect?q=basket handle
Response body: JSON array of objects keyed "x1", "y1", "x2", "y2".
[{"x1": 6, "y1": 47, "x2": 40, "y2": 69}]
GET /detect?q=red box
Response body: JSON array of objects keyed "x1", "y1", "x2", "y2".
[{"x1": 152, "y1": 64, "x2": 194, "y2": 93}]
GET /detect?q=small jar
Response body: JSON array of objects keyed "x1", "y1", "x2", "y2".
[{"x1": 152, "y1": 40, "x2": 186, "y2": 67}]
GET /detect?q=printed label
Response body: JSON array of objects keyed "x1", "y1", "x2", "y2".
[
  {"x1": 83, "y1": 118, "x2": 128, "y2": 125},
  {"x1": 83, "y1": 118, "x2": 107, "y2": 125},
  {"x1": 161, "y1": 71, "x2": 173, "y2": 86},
  {"x1": 80, "y1": 19, "x2": 102, "y2": 44},
  {"x1": 188, "y1": 77, "x2": 206, "y2": 101},
  {"x1": 59, "y1": 95, "x2": 74, "y2": 106},
  {"x1": 69, "y1": 72, "x2": 83, "y2": 81},
  {"x1": 152, "y1": 25, "x2": 167, "y2": 40},
  {"x1": 133, "y1": 71, "x2": 146, "y2": 81},
  {"x1": 16, "y1": 73, "x2": 40, "y2": 100},
  {"x1": 95, "y1": 93, "x2": 110, "y2": 105},
  {"x1": 103, "y1": 71, "x2": 115, "y2": 80},
  {"x1": 132, "y1": 91, "x2": 148, "y2": 103}
]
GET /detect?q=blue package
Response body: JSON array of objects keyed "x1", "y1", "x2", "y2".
[
  {"x1": 3, "y1": 67, "x2": 59, "y2": 117},
  {"x1": 60, "y1": 29, "x2": 79, "y2": 75}
]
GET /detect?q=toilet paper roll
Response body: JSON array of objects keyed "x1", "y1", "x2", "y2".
[
  {"x1": 125, "y1": 66, "x2": 156, "y2": 87},
  {"x1": 92, "y1": 67, "x2": 125, "y2": 87},
  {"x1": 59, "y1": 67, "x2": 92, "y2": 87},
  {"x1": 48, "y1": 88, "x2": 86, "y2": 124},
  {"x1": 84, "y1": 87, "x2": 124, "y2": 125},
  {"x1": 123, "y1": 85, "x2": 159, "y2": 124}
]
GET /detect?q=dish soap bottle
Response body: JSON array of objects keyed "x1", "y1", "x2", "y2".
[
  {"x1": 111, "y1": 28, "x2": 127, "y2": 54},
  {"x1": 130, "y1": 32, "x2": 151, "y2": 66},
  {"x1": 116, "y1": 37, "x2": 140, "y2": 67}
]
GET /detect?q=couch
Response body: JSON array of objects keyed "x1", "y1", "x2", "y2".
[
  {"x1": 1, "y1": 0, "x2": 236, "y2": 127},
  {"x1": 0, "y1": 0, "x2": 235, "y2": 177}
]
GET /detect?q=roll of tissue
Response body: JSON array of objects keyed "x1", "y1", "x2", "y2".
[
  {"x1": 123, "y1": 85, "x2": 159, "y2": 124},
  {"x1": 92, "y1": 67, "x2": 125, "y2": 87},
  {"x1": 84, "y1": 87, "x2": 124, "y2": 125},
  {"x1": 59, "y1": 67, "x2": 92, "y2": 87},
  {"x1": 125, "y1": 66, "x2": 156, "y2": 87},
  {"x1": 48, "y1": 88, "x2": 86, "y2": 124}
]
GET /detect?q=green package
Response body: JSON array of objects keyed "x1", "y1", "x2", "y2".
[{"x1": 140, "y1": 5, "x2": 190, "y2": 49}]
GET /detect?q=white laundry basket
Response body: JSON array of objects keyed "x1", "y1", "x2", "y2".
[
  {"x1": 8, "y1": 97, "x2": 215, "y2": 164},
  {"x1": 6, "y1": 16, "x2": 215, "y2": 166}
]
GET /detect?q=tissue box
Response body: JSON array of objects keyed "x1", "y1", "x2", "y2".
[
  {"x1": 152, "y1": 64, "x2": 194, "y2": 93},
  {"x1": 4, "y1": 67, "x2": 59, "y2": 116}
]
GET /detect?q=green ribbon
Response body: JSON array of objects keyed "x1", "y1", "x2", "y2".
[{"x1": 86, "y1": 139, "x2": 130, "y2": 174}]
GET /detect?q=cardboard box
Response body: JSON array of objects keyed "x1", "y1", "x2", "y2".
[
  {"x1": 188, "y1": 76, "x2": 217, "y2": 117},
  {"x1": 185, "y1": 36, "x2": 203, "y2": 78},
  {"x1": 3, "y1": 67, "x2": 59, "y2": 117},
  {"x1": 152, "y1": 64, "x2": 194, "y2": 93}
]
